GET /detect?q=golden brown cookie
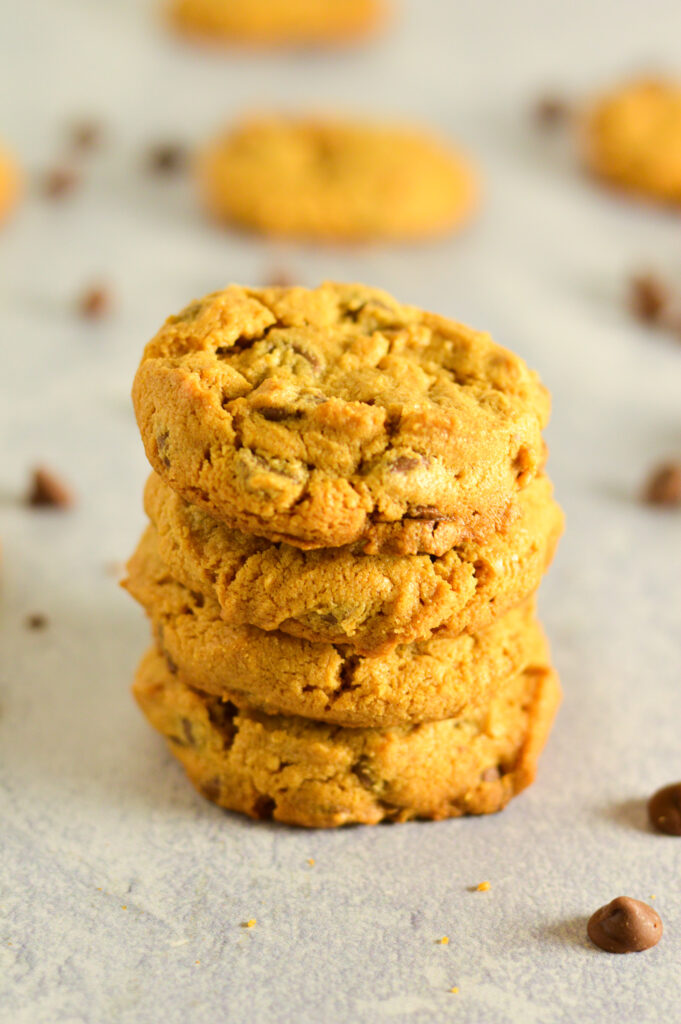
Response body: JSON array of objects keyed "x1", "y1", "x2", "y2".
[
  {"x1": 198, "y1": 115, "x2": 476, "y2": 242},
  {"x1": 145, "y1": 472, "x2": 563, "y2": 655},
  {"x1": 123, "y1": 528, "x2": 546, "y2": 727},
  {"x1": 168, "y1": 0, "x2": 387, "y2": 47},
  {"x1": 132, "y1": 283, "x2": 549, "y2": 550},
  {"x1": 133, "y1": 646, "x2": 561, "y2": 827},
  {"x1": 583, "y1": 78, "x2": 681, "y2": 204},
  {"x1": 0, "y1": 147, "x2": 20, "y2": 224}
]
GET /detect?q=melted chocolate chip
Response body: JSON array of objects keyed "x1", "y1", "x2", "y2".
[
  {"x1": 252, "y1": 795, "x2": 276, "y2": 820},
  {"x1": 587, "y1": 897, "x2": 662, "y2": 953},
  {"x1": 27, "y1": 467, "x2": 74, "y2": 508},
  {"x1": 181, "y1": 717, "x2": 195, "y2": 746},
  {"x1": 648, "y1": 782, "x2": 681, "y2": 835},
  {"x1": 643, "y1": 462, "x2": 681, "y2": 506},
  {"x1": 391, "y1": 455, "x2": 423, "y2": 474}
]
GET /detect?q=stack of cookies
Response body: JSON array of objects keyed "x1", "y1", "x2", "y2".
[{"x1": 125, "y1": 282, "x2": 563, "y2": 828}]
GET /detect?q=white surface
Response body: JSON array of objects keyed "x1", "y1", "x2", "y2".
[{"x1": 2, "y1": 2, "x2": 681, "y2": 1022}]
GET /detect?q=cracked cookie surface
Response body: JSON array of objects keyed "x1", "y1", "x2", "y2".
[
  {"x1": 198, "y1": 116, "x2": 476, "y2": 241},
  {"x1": 133, "y1": 283, "x2": 550, "y2": 550},
  {"x1": 145, "y1": 472, "x2": 563, "y2": 654},
  {"x1": 0, "y1": 147, "x2": 20, "y2": 224},
  {"x1": 168, "y1": 0, "x2": 387, "y2": 47},
  {"x1": 133, "y1": 646, "x2": 561, "y2": 827},
  {"x1": 583, "y1": 78, "x2": 681, "y2": 204},
  {"x1": 124, "y1": 528, "x2": 546, "y2": 727}
]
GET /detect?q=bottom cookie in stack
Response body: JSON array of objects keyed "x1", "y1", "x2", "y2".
[{"x1": 133, "y1": 647, "x2": 561, "y2": 828}]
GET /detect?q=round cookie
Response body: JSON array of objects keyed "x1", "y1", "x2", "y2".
[
  {"x1": 0, "y1": 147, "x2": 20, "y2": 224},
  {"x1": 198, "y1": 116, "x2": 476, "y2": 242},
  {"x1": 145, "y1": 472, "x2": 563, "y2": 655},
  {"x1": 583, "y1": 78, "x2": 681, "y2": 204},
  {"x1": 132, "y1": 283, "x2": 550, "y2": 550},
  {"x1": 133, "y1": 647, "x2": 561, "y2": 827},
  {"x1": 123, "y1": 527, "x2": 546, "y2": 728},
  {"x1": 168, "y1": 0, "x2": 387, "y2": 47}
]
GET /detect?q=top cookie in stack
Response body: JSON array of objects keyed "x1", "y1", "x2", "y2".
[{"x1": 127, "y1": 282, "x2": 562, "y2": 827}]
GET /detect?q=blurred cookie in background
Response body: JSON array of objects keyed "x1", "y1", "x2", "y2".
[
  {"x1": 582, "y1": 78, "x2": 681, "y2": 205},
  {"x1": 198, "y1": 114, "x2": 478, "y2": 242},
  {"x1": 0, "y1": 146, "x2": 20, "y2": 223},
  {"x1": 168, "y1": 0, "x2": 389, "y2": 48}
]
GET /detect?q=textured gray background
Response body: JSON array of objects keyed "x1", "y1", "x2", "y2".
[{"x1": 2, "y1": 1, "x2": 681, "y2": 1021}]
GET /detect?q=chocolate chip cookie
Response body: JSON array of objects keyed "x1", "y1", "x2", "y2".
[
  {"x1": 168, "y1": 0, "x2": 387, "y2": 47},
  {"x1": 132, "y1": 283, "x2": 549, "y2": 550},
  {"x1": 133, "y1": 646, "x2": 561, "y2": 827},
  {"x1": 124, "y1": 527, "x2": 546, "y2": 728},
  {"x1": 198, "y1": 115, "x2": 476, "y2": 241},
  {"x1": 583, "y1": 78, "x2": 681, "y2": 204},
  {"x1": 145, "y1": 472, "x2": 563, "y2": 655}
]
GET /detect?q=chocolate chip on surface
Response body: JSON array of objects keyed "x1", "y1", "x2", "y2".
[
  {"x1": 27, "y1": 466, "x2": 74, "y2": 508},
  {"x1": 643, "y1": 461, "x2": 681, "y2": 506},
  {"x1": 533, "y1": 95, "x2": 571, "y2": 127},
  {"x1": 147, "y1": 143, "x2": 187, "y2": 174},
  {"x1": 25, "y1": 613, "x2": 48, "y2": 630},
  {"x1": 70, "y1": 120, "x2": 103, "y2": 152},
  {"x1": 587, "y1": 897, "x2": 662, "y2": 953},
  {"x1": 648, "y1": 782, "x2": 681, "y2": 835},
  {"x1": 629, "y1": 273, "x2": 670, "y2": 324},
  {"x1": 78, "y1": 284, "x2": 111, "y2": 318},
  {"x1": 44, "y1": 166, "x2": 79, "y2": 198}
]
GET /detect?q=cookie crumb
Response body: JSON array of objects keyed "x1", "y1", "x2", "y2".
[
  {"x1": 307, "y1": 858, "x2": 315, "y2": 866},
  {"x1": 27, "y1": 466, "x2": 74, "y2": 509},
  {"x1": 242, "y1": 919, "x2": 256, "y2": 929},
  {"x1": 533, "y1": 95, "x2": 571, "y2": 127},
  {"x1": 44, "y1": 166, "x2": 79, "y2": 199},
  {"x1": 121, "y1": 905, "x2": 127, "y2": 910},
  {"x1": 449, "y1": 986, "x2": 459, "y2": 994},
  {"x1": 70, "y1": 120, "x2": 102, "y2": 153},
  {"x1": 25, "y1": 613, "x2": 48, "y2": 630},
  {"x1": 629, "y1": 273, "x2": 669, "y2": 324},
  {"x1": 437, "y1": 936, "x2": 449, "y2": 945},
  {"x1": 642, "y1": 462, "x2": 681, "y2": 506},
  {"x1": 147, "y1": 143, "x2": 187, "y2": 174},
  {"x1": 78, "y1": 284, "x2": 111, "y2": 319},
  {"x1": 476, "y1": 881, "x2": 491, "y2": 892}
]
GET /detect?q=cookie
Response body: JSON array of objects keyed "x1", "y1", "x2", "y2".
[
  {"x1": 0, "y1": 147, "x2": 20, "y2": 224},
  {"x1": 583, "y1": 78, "x2": 681, "y2": 204},
  {"x1": 133, "y1": 646, "x2": 561, "y2": 827},
  {"x1": 132, "y1": 283, "x2": 549, "y2": 550},
  {"x1": 168, "y1": 0, "x2": 387, "y2": 47},
  {"x1": 123, "y1": 528, "x2": 546, "y2": 727},
  {"x1": 197, "y1": 115, "x2": 476, "y2": 242},
  {"x1": 145, "y1": 472, "x2": 563, "y2": 655}
]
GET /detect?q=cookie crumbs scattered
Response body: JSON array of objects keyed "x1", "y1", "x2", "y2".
[
  {"x1": 533, "y1": 95, "x2": 571, "y2": 127},
  {"x1": 44, "y1": 166, "x2": 79, "y2": 198},
  {"x1": 27, "y1": 466, "x2": 74, "y2": 508},
  {"x1": 78, "y1": 284, "x2": 111, "y2": 319},
  {"x1": 242, "y1": 919, "x2": 256, "y2": 929},
  {"x1": 25, "y1": 613, "x2": 48, "y2": 630},
  {"x1": 642, "y1": 462, "x2": 681, "y2": 507},
  {"x1": 449, "y1": 987, "x2": 459, "y2": 994},
  {"x1": 147, "y1": 143, "x2": 188, "y2": 174},
  {"x1": 437, "y1": 936, "x2": 449, "y2": 945},
  {"x1": 629, "y1": 273, "x2": 670, "y2": 324},
  {"x1": 70, "y1": 120, "x2": 103, "y2": 152},
  {"x1": 476, "y1": 881, "x2": 491, "y2": 892}
]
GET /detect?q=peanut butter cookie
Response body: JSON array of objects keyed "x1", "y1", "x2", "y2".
[
  {"x1": 583, "y1": 78, "x2": 681, "y2": 204},
  {"x1": 169, "y1": 0, "x2": 387, "y2": 47},
  {"x1": 132, "y1": 283, "x2": 549, "y2": 550},
  {"x1": 124, "y1": 528, "x2": 546, "y2": 728},
  {"x1": 145, "y1": 472, "x2": 563, "y2": 655},
  {"x1": 198, "y1": 116, "x2": 476, "y2": 242},
  {"x1": 133, "y1": 647, "x2": 561, "y2": 827}
]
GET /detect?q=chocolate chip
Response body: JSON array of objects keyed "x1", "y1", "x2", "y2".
[
  {"x1": 44, "y1": 167, "x2": 79, "y2": 199},
  {"x1": 648, "y1": 782, "x2": 681, "y2": 835},
  {"x1": 642, "y1": 461, "x2": 681, "y2": 506},
  {"x1": 258, "y1": 406, "x2": 298, "y2": 422},
  {"x1": 27, "y1": 467, "x2": 74, "y2": 508},
  {"x1": 252, "y1": 795, "x2": 276, "y2": 819},
  {"x1": 156, "y1": 432, "x2": 171, "y2": 468},
  {"x1": 533, "y1": 95, "x2": 571, "y2": 127},
  {"x1": 25, "y1": 613, "x2": 48, "y2": 630},
  {"x1": 406, "y1": 505, "x2": 449, "y2": 521},
  {"x1": 351, "y1": 757, "x2": 377, "y2": 789},
  {"x1": 78, "y1": 284, "x2": 111, "y2": 319},
  {"x1": 629, "y1": 273, "x2": 670, "y2": 324},
  {"x1": 587, "y1": 897, "x2": 662, "y2": 953},
  {"x1": 147, "y1": 143, "x2": 187, "y2": 174},
  {"x1": 201, "y1": 776, "x2": 221, "y2": 803},
  {"x1": 181, "y1": 717, "x2": 195, "y2": 746},
  {"x1": 70, "y1": 120, "x2": 102, "y2": 152},
  {"x1": 391, "y1": 455, "x2": 423, "y2": 474}
]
